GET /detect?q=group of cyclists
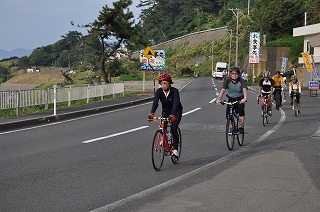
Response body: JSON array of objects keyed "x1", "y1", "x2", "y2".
[
  {"x1": 258, "y1": 70, "x2": 301, "y2": 116},
  {"x1": 148, "y1": 68, "x2": 302, "y2": 160}
]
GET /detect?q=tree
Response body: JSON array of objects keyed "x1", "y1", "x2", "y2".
[
  {"x1": 85, "y1": 0, "x2": 139, "y2": 83},
  {"x1": 18, "y1": 56, "x2": 30, "y2": 69}
]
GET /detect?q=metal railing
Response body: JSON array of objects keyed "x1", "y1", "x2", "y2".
[{"x1": 0, "y1": 83, "x2": 124, "y2": 115}]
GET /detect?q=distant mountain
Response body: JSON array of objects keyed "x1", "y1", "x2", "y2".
[{"x1": 0, "y1": 48, "x2": 33, "y2": 60}]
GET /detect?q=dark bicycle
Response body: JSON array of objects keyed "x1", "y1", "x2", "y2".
[
  {"x1": 273, "y1": 87, "x2": 282, "y2": 110},
  {"x1": 260, "y1": 94, "x2": 270, "y2": 126},
  {"x1": 292, "y1": 93, "x2": 300, "y2": 117},
  {"x1": 221, "y1": 101, "x2": 244, "y2": 150}
]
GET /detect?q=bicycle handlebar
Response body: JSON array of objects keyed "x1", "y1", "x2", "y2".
[
  {"x1": 221, "y1": 101, "x2": 239, "y2": 105},
  {"x1": 147, "y1": 116, "x2": 170, "y2": 122}
]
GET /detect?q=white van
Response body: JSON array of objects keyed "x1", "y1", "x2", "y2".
[{"x1": 212, "y1": 62, "x2": 228, "y2": 79}]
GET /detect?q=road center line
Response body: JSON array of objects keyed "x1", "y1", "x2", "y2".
[
  {"x1": 81, "y1": 126, "x2": 149, "y2": 144},
  {"x1": 182, "y1": 108, "x2": 201, "y2": 116},
  {"x1": 209, "y1": 98, "x2": 217, "y2": 103}
]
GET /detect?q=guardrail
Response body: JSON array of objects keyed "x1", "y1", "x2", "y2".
[{"x1": 0, "y1": 83, "x2": 124, "y2": 115}]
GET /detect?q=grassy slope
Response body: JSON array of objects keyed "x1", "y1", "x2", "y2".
[{"x1": 3, "y1": 69, "x2": 64, "y2": 87}]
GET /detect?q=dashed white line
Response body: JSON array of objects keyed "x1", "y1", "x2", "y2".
[
  {"x1": 81, "y1": 126, "x2": 149, "y2": 144},
  {"x1": 209, "y1": 98, "x2": 217, "y2": 104},
  {"x1": 182, "y1": 108, "x2": 201, "y2": 116}
]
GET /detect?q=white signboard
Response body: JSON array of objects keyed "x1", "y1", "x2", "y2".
[
  {"x1": 249, "y1": 32, "x2": 260, "y2": 64},
  {"x1": 139, "y1": 49, "x2": 166, "y2": 71},
  {"x1": 281, "y1": 57, "x2": 288, "y2": 73}
]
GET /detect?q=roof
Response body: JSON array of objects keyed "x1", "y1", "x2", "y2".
[{"x1": 293, "y1": 23, "x2": 320, "y2": 37}]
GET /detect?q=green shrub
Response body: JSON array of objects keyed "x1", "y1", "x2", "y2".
[
  {"x1": 119, "y1": 73, "x2": 143, "y2": 81},
  {"x1": 266, "y1": 36, "x2": 303, "y2": 64}
]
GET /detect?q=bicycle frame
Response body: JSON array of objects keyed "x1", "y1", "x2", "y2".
[
  {"x1": 227, "y1": 103, "x2": 239, "y2": 132},
  {"x1": 292, "y1": 93, "x2": 299, "y2": 117},
  {"x1": 273, "y1": 87, "x2": 282, "y2": 110},
  {"x1": 149, "y1": 116, "x2": 182, "y2": 171},
  {"x1": 221, "y1": 101, "x2": 244, "y2": 150},
  {"x1": 151, "y1": 117, "x2": 172, "y2": 154},
  {"x1": 260, "y1": 94, "x2": 270, "y2": 126}
]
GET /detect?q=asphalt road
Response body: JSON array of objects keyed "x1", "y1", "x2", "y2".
[{"x1": 0, "y1": 77, "x2": 320, "y2": 211}]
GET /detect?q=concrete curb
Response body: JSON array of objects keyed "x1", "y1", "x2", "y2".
[{"x1": 0, "y1": 96, "x2": 153, "y2": 131}]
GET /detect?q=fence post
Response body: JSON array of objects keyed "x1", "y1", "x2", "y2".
[
  {"x1": 16, "y1": 90, "x2": 20, "y2": 116},
  {"x1": 45, "y1": 88, "x2": 49, "y2": 110},
  {"x1": 53, "y1": 85, "x2": 57, "y2": 116},
  {"x1": 87, "y1": 85, "x2": 90, "y2": 104},
  {"x1": 101, "y1": 85, "x2": 104, "y2": 100},
  {"x1": 68, "y1": 86, "x2": 71, "y2": 106},
  {"x1": 113, "y1": 83, "x2": 115, "y2": 98}
]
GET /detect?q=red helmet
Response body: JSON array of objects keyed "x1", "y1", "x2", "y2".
[{"x1": 158, "y1": 73, "x2": 173, "y2": 84}]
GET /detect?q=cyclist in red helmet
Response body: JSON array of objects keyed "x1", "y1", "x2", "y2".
[{"x1": 148, "y1": 73, "x2": 183, "y2": 159}]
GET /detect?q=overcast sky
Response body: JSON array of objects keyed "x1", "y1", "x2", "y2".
[{"x1": 0, "y1": 0, "x2": 143, "y2": 51}]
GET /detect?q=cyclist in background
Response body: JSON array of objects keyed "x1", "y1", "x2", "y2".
[
  {"x1": 259, "y1": 71, "x2": 274, "y2": 116},
  {"x1": 241, "y1": 70, "x2": 248, "y2": 81},
  {"x1": 216, "y1": 67, "x2": 248, "y2": 133},
  {"x1": 272, "y1": 71, "x2": 284, "y2": 107},
  {"x1": 148, "y1": 73, "x2": 183, "y2": 159},
  {"x1": 289, "y1": 75, "x2": 301, "y2": 114},
  {"x1": 281, "y1": 72, "x2": 287, "y2": 102}
]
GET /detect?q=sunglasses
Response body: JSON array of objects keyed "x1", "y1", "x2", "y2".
[{"x1": 160, "y1": 81, "x2": 169, "y2": 85}]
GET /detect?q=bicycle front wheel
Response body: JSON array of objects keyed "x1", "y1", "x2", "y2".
[
  {"x1": 263, "y1": 103, "x2": 268, "y2": 126},
  {"x1": 152, "y1": 130, "x2": 165, "y2": 171},
  {"x1": 226, "y1": 119, "x2": 235, "y2": 150},
  {"x1": 171, "y1": 127, "x2": 182, "y2": 164},
  {"x1": 237, "y1": 129, "x2": 244, "y2": 146},
  {"x1": 275, "y1": 94, "x2": 280, "y2": 110},
  {"x1": 294, "y1": 100, "x2": 298, "y2": 117},
  {"x1": 266, "y1": 110, "x2": 269, "y2": 124}
]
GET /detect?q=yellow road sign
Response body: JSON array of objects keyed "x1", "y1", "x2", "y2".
[{"x1": 142, "y1": 46, "x2": 155, "y2": 59}]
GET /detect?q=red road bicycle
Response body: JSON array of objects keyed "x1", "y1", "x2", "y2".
[{"x1": 148, "y1": 116, "x2": 182, "y2": 171}]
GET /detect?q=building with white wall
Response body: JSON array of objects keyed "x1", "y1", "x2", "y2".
[{"x1": 293, "y1": 23, "x2": 320, "y2": 86}]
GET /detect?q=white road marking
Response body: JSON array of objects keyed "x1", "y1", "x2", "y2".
[
  {"x1": 179, "y1": 79, "x2": 194, "y2": 91},
  {"x1": 209, "y1": 98, "x2": 217, "y2": 104},
  {"x1": 81, "y1": 126, "x2": 149, "y2": 144},
  {"x1": 182, "y1": 108, "x2": 201, "y2": 116}
]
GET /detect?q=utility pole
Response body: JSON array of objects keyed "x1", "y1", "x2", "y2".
[
  {"x1": 228, "y1": 29, "x2": 233, "y2": 72},
  {"x1": 229, "y1": 8, "x2": 239, "y2": 67},
  {"x1": 211, "y1": 41, "x2": 214, "y2": 75}
]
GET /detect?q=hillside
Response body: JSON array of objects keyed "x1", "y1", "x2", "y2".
[
  {"x1": 0, "y1": 69, "x2": 64, "y2": 90},
  {"x1": 0, "y1": 48, "x2": 32, "y2": 60}
]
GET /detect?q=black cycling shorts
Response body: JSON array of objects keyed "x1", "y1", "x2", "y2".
[{"x1": 226, "y1": 96, "x2": 245, "y2": 117}]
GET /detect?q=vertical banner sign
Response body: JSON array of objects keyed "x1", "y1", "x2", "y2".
[
  {"x1": 301, "y1": 52, "x2": 313, "y2": 72},
  {"x1": 281, "y1": 57, "x2": 288, "y2": 73},
  {"x1": 249, "y1": 32, "x2": 260, "y2": 63},
  {"x1": 139, "y1": 49, "x2": 166, "y2": 71}
]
